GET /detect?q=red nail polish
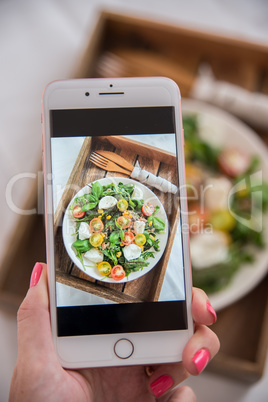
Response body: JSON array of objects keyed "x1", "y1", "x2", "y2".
[
  {"x1": 207, "y1": 301, "x2": 217, "y2": 323},
  {"x1": 30, "y1": 263, "x2": 43, "y2": 288},
  {"x1": 150, "y1": 375, "x2": 173, "y2": 397},
  {"x1": 192, "y1": 348, "x2": 210, "y2": 374}
]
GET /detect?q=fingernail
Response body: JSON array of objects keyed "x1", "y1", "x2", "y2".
[
  {"x1": 30, "y1": 263, "x2": 43, "y2": 288},
  {"x1": 192, "y1": 348, "x2": 210, "y2": 374},
  {"x1": 207, "y1": 301, "x2": 217, "y2": 323},
  {"x1": 150, "y1": 375, "x2": 173, "y2": 397}
]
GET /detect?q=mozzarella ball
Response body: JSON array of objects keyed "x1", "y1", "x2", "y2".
[
  {"x1": 78, "y1": 222, "x2": 91, "y2": 240},
  {"x1": 123, "y1": 244, "x2": 142, "y2": 261},
  {"x1": 204, "y1": 176, "x2": 232, "y2": 211},
  {"x1": 190, "y1": 231, "x2": 228, "y2": 269},
  {"x1": 131, "y1": 185, "x2": 143, "y2": 200},
  {"x1": 98, "y1": 195, "x2": 118, "y2": 209},
  {"x1": 84, "y1": 248, "x2": 103, "y2": 263},
  {"x1": 134, "y1": 220, "x2": 145, "y2": 234}
]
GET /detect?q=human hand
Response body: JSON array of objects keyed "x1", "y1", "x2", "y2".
[{"x1": 9, "y1": 263, "x2": 219, "y2": 401}]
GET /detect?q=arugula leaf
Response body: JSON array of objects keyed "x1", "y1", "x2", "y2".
[
  {"x1": 141, "y1": 251, "x2": 155, "y2": 260},
  {"x1": 81, "y1": 202, "x2": 98, "y2": 212},
  {"x1": 72, "y1": 239, "x2": 91, "y2": 253},
  {"x1": 147, "y1": 205, "x2": 160, "y2": 223},
  {"x1": 109, "y1": 231, "x2": 120, "y2": 244},
  {"x1": 152, "y1": 217, "x2": 165, "y2": 232},
  {"x1": 102, "y1": 249, "x2": 118, "y2": 266},
  {"x1": 91, "y1": 181, "x2": 103, "y2": 200}
]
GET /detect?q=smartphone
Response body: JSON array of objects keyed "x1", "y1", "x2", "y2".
[{"x1": 42, "y1": 77, "x2": 193, "y2": 368}]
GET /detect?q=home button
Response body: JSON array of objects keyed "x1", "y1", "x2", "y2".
[{"x1": 114, "y1": 339, "x2": 134, "y2": 359}]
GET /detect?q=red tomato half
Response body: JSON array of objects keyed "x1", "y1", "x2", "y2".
[
  {"x1": 72, "y1": 205, "x2": 85, "y2": 219},
  {"x1": 142, "y1": 202, "x2": 155, "y2": 217},
  {"x1": 111, "y1": 265, "x2": 126, "y2": 281},
  {"x1": 188, "y1": 204, "x2": 210, "y2": 235},
  {"x1": 122, "y1": 231, "x2": 135, "y2": 245},
  {"x1": 218, "y1": 148, "x2": 250, "y2": 178}
]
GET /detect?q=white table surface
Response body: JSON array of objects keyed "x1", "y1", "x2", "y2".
[{"x1": 1, "y1": 1, "x2": 268, "y2": 401}]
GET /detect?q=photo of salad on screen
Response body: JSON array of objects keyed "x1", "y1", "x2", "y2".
[{"x1": 62, "y1": 178, "x2": 169, "y2": 283}]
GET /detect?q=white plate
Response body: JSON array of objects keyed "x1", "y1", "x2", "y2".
[
  {"x1": 182, "y1": 99, "x2": 268, "y2": 311},
  {"x1": 62, "y1": 177, "x2": 168, "y2": 283}
]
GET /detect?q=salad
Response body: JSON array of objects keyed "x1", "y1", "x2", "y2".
[
  {"x1": 69, "y1": 180, "x2": 166, "y2": 281},
  {"x1": 183, "y1": 114, "x2": 268, "y2": 294}
]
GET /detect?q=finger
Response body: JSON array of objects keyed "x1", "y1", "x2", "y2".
[
  {"x1": 165, "y1": 385, "x2": 196, "y2": 402},
  {"x1": 17, "y1": 262, "x2": 57, "y2": 366},
  {"x1": 147, "y1": 362, "x2": 189, "y2": 398},
  {"x1": 147, "y1": 324, "x2": 219, "y2": 396},
  {"x1": 183, "y1": 323, "x2": 220, "y2": 375},
  {"x1": 192, "y1": 287, "x2": 217, "y2": 326}
]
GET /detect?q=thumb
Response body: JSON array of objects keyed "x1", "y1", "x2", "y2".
[{"x1": 16, "y1": 262, "x2": 56, "y2": 364}]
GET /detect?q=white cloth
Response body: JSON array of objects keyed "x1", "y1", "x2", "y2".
[
  {"x1": 191, "y1": 64, "x2": 268, "y2": 129},
  {"x1": 131, "y1": 160, "x2": 178, "y2": 194}
]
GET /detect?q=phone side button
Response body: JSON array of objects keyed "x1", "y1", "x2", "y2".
[{"x1": 114, "y1": 339, "x2": 134, "y2": 359}]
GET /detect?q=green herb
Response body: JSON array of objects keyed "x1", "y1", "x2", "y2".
[
  {"x1": 152, "y1": 216, "x2": 165, "y2": 232},
  {"x1": 72, "y1": 239, "x2": 91, "y2": 253},
  {"x1": 91, "y1": 181, "x2": 103, "y2": 199}
]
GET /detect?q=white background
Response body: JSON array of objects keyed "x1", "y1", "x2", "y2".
[{"x1": 1, "y1": 0, "x2": 268, "y2": 401}]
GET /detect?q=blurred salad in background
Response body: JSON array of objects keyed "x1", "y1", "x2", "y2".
[{"x1": 183, "y1": 114, "x2": 268, "y2": 294}]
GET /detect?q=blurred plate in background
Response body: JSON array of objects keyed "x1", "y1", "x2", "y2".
[{"x1": 182, "y1": 99, "x2": 268, "y2": 311}]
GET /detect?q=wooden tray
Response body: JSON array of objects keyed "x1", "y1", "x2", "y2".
[
  {"x1": 54, "y1": 135, "x2": 180, "y2": 303},
  {"x1": 75, "y1": 11, "x2": 268, "y2": 99}
]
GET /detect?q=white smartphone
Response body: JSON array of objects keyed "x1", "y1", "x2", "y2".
[{"x1": 42, "y1": 77, "x2": 193, "y2": 369}]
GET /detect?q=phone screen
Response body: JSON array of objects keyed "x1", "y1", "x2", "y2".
[{"x1": 50, "y1": 106, "x2": 188, "y2": 337}]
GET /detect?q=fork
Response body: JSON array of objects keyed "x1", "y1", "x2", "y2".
[{"x1": 89, "y1": 152, "x2": 132, "y2": 175}]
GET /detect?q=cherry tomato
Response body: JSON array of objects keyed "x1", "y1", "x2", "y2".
[
  {"x1": 117, "y1": 215, "x2": 131, "y2": 229},
  {"x1": 185, "y1": 164, "x2": 204, "y2": 198},
  {"x1": 218, "y1": 148, "x2": 250, "y2": 178},
  {"x1": 89, "y1": 217, "x2": 104, "y2": 233},
  {"x1": 142, "y1": 202, "x2": 155, "y2": 217},
  {"x1": 97, "y1": 261, "x2": 112, "y2": 276},
  {"x1": 89, "y1": 233, "x2": 103, "y2": 247},
  {"x1": 117, "y1": 199, "x2": 128, "y2": 212},
  {"x1": 134, "y1": 233, "x2": 146, "y2": 247},
  {"x1": 210, "y1": 209, "x2": 236, "y2": 232},
  {"x1": 122, "y1": 231, "x2": 135, "y2": 246},
  {"x1": 188, "y1": 204, "x2": 210, "y2": 235},
  {"x1": 72, "y1": 205, "x2": 85, "y2": 219},
  {"x1": 111, "y1": 265, "x2": 126, "y2": 281}
]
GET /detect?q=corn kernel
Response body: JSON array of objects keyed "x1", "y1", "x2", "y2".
[
  {"x1": 120, "y1": 242, "x2": 124, "y2": 247},
  {"x1": 106, "y1": 215, "x2": 111, "y2": 220},
  {"x1": 116, "y1": 251, "x2": 122, "y2": 258},
  {"x1": 98, "y1": 209, "x2": 104, "y2": 214},
  {"x1": 149, "y1": 221, "x2": 152, "y2": 227}
]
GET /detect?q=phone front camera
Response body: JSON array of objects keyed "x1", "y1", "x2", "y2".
[
  {"x1": 85, "y1": 92, "x2": 90, "y2": 97},
  {"x1": 109, "y1": 84, "x2": 113, "y2": 88}
]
